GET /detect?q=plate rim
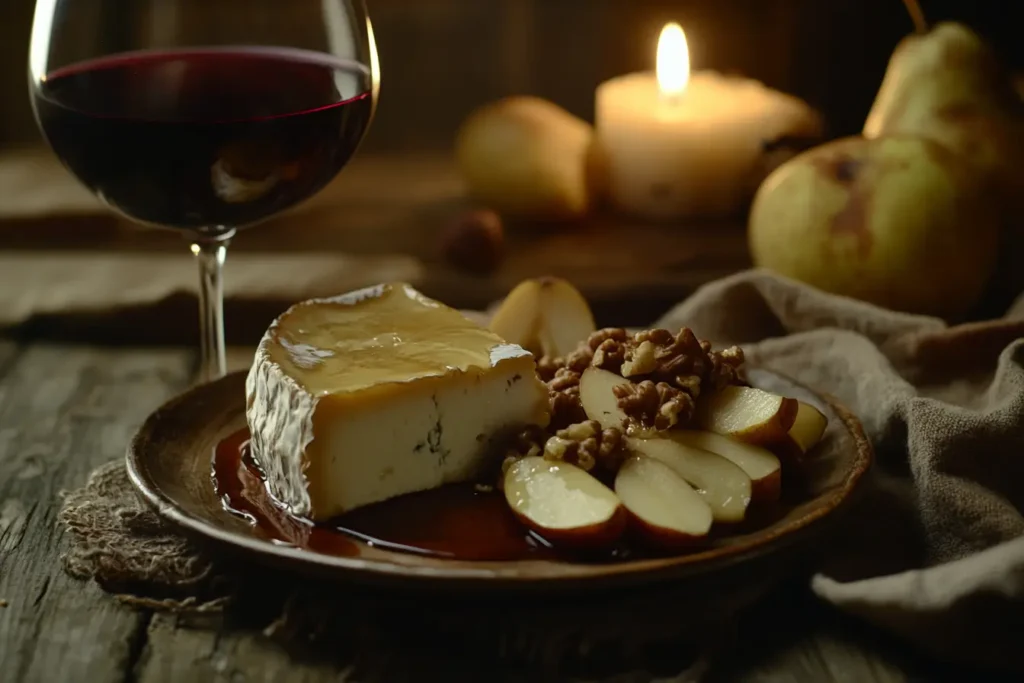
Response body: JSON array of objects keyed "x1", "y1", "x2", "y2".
[{"x1": 126, "y1": 369, "x2": 873, "y2": 589}]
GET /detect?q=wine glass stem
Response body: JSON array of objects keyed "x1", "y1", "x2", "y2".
[{"x1": 191, "y1": 229, "x2": 235, "y2": 383}]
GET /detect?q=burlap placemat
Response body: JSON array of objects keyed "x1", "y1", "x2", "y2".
[{"x1": 59, "y1": 269, "x2": 1024, "y2": 675}]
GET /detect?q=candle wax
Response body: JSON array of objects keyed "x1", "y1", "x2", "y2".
[{"x1": 595, "y1": 70, "x2": 821, "y2": 221}]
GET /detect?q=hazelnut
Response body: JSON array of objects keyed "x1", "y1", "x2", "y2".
[{"x1": 440, "y1": 209, "x2": 504, "y2": 275}]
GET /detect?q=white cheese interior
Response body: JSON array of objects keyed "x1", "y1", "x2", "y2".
[{"x1": 310, "y1": 367, "x2": 542, "y2": 515}]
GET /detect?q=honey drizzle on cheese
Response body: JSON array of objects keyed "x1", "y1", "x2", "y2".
[{"x1": 264, "y1": 283, "x2": 532, "y2": 397}]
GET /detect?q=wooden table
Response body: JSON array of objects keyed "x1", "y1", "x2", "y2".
[
  {"x1": 0, "y1": 341, "x2": 1005, "y2": 683},
  {"x1": 0, "y1": 150, "x2": 752, "y2": 342}
]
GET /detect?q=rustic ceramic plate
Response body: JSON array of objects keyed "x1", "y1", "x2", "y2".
[{"x1": 126, "y1": 368, "x2": 871, "y2": 594}]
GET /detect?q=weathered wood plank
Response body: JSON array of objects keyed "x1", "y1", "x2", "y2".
[
  {"x1": 721, "y1": 631, "x2": 910, "y2": 683},
  {"x1": 136, "y1": 615, "x2": 341, "y2": 683},
  {"x1": 0, "y1": 345, "x2": 193, "y2": 682},
  {"x1": 708, "y1": 584, "x2": 915, "y2": 683},
  {"x1": 136, "y1": 613, "x2": 543, "y2": 683},
  {"x1": 132, "y1": 581, "x2": 918, "y2": 683}
]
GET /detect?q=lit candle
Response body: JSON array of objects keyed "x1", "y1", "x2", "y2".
[{"x1": 595, "y1": 23, "x2": 822, "y2": 221}]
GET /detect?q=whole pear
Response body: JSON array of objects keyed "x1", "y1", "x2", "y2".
[
  {"x1": 864, "y1": 22, "x2": 1024, "y2": 203},
  {"x1": 748, "y1": 135, "x2": 1000, "y2": 318},
  {"x1": 455, "y1": 96, "x2": 594, "y2": 220}
]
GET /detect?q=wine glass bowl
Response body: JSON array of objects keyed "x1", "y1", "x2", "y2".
[
  {"x1": 31, "y1": 48, "x2": 374, "y2": 231},
  {"x1": 28, "y1": 0, "x2": 378, "y2": 379}
]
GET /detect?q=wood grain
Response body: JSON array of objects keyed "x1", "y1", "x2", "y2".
[
  {"x1": 0, "y1": 341, "x2": 1001, "y2": 682},
  {"x1": 137, "y1": 615, "x2": 335, "y2": 683},
  {"x1": 0, "y1": 345, "x2": 192, "y2": 682}
]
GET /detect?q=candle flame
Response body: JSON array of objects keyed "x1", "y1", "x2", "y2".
[{"x1": 656, "y1": 22, "x2": 690, "y2": 96}]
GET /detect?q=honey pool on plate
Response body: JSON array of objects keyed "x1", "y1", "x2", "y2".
[{"x1": 212, "y1": 429, "x2": 795, "y2": 562}]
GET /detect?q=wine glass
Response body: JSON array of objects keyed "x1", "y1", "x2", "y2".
[{"x1": 28, "y1": 0, "x2": 379, "y2": 381}]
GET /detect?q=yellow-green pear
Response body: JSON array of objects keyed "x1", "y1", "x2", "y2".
[
  {"x1": 748, "y1": 136, "x2": 1000, "y2": 319},
  {"x1": 455, "y1": 96, "x2": 593, "y2": 220},
  {"x1": 864, "y1": 22, "x2": 1024, "y2": 202}
]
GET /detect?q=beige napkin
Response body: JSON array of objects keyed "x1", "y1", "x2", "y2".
[{"x1": 655, "y1": 269, "x2": 1024, "y2": 672}]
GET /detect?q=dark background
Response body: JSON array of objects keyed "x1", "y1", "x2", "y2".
[{"x1": 1, "y1": 0, "x2": 1020, "y2": 152}]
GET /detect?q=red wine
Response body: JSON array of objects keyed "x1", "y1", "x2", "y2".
[{"x1": 33, "y1": 48, "x2": 373, "y2": 229}]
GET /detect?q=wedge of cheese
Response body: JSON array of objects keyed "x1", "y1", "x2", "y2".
[{"x1": 245, "y1": 283, "x2": 550, "y2": 521}]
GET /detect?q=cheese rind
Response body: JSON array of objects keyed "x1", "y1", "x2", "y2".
[{"x1": 245, "y1": 283, "x2": 549, "y2": 520}]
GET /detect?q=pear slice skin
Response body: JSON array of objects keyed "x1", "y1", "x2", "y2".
[
  {"x1": 771, "y1": 400, "x2": 829, "y2": 464},
  {"x1": 696, "y1": 386, "x2": 799, "y2": 445},
  {"x1": 626, "y1": 436, "x2": 753, "y2": 522},
  {"x1": 614, "y1": 455, "x2": 713, "y2": 549},
  {"x1": 670, "y1": 430, "x2": 782, "y2": 503}
]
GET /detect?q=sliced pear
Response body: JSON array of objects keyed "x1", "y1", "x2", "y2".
[
  {"x1": 614, "y1": 455, "x2": 713, "y2": 549},
  {"x1": 772, "y1": 400, "x2": 828, "y2": 463},
  {"x1": 671, "y1": 431, "x2": 782, "y2": 503},
  {"x1": 578, "y1": 366, "x2": 632, "y2": 431},
  {"x1": 696, "y1": 386, "x2": 798, "y2": 445},
  {"x1": 626, "y1": 436, "x2": 752, "y2": 522},
  {"x1": 535, "y1": 277, "x2": 597, "y2": 358},
  {"x1": 503, "y1": 456, "x2": 626, "y2": 549},
  {"x1": 488, "y1": 276, "x2": 595, "y2": 359},
  {"x1": 489, "y1": 279, "x2": 543, "y2": 356},
  {"x1": 788, "y1": 401, "x2": 827, "y2": 452}
]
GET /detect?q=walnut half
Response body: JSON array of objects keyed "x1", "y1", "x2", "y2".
[
  {"x1": 541, "y1": 420, "x2": 626, "y2": 473},
  {"x1": 613, "y1": 379, "x2": 695, "y2": 432},
  {"x1": 626, "y1": 327, "x2": 746, "y2": 400}
]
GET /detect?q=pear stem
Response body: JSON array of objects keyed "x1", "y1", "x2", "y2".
[{"x1": 901, "y1": 0, "x2": 928, "y2": 33}]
